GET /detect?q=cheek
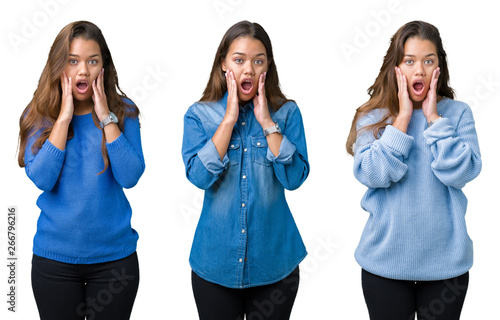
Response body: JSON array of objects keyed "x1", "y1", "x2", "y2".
[
  {"x1": 223, "y1": 59, "x2": 237, "y2": 72},
  {"x1": 90, "y1": 70, "x2": 101, "y2": 83},
  {"x1": 258, "y1": 64, "x2": 268, "y2": 74},
  {"x1": 397, "y1": 65, "x2": 411, "y2": 80},
  {"x1": 63, "y1": 66, "x2": 75, "y2": 78},
  {"x1": 231, "y1": 69, "x2": 245, "y2": 82}
]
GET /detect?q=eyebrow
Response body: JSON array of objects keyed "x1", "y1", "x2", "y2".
[
  {"x1": 232, "y1": 52, "x2": 266, "y2": 57},
  {"x1": 69, "y1": 54, "x2": 101, "y2": 58},
  {"x1": 404, "y1": 53, "x2": 437, "y2": 58}
]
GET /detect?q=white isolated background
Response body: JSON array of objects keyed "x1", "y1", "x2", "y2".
[{"x1": 1, "y1": 0, "x2": 498, "y2": 319}]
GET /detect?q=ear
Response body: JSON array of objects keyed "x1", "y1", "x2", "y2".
[{"x1": 220, "y1": 57, "x2": 227, "y2": 72}]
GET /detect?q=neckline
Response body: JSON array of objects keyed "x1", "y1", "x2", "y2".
[{"x1": 73, "y1": 112, "x2": 92, "y2": 118}]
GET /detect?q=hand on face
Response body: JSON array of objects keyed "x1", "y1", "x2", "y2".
[
  {"x1": 59, "y1": 71, "x2": 74, "y2": 122},
  {"x1": 252, "y1": 72, "x2": 273, "y2": 129},
  {"x1": 395, "y1": 66, "x2": 413, "y2": 118},
  {"x1": 224, "y1": 70, "x2": 240, "y2": 125},
  {"x1": 422, "y1": 67, "x2": 440, "y2": 122},
  {"x1": 92, "y1": 68, "x2": 110, "y2": 122}
]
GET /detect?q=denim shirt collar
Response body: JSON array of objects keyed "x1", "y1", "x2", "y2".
[{"x1": 222, "y1": 91, "x2": 255, "y2": 111}]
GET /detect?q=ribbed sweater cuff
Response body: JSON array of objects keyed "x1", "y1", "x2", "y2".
[
  {"x1": 106, "y1": 133, "x2": 126, "y2": 152},
  {"x1": 379, "y1": 125, "x2": 414, "y2": 157},
  {"x1": 423, "y1": 117, "x2": 454, "y2": 145},
  {"x1": 43, "y1": 139, "x2": 66, "y2": 159}
]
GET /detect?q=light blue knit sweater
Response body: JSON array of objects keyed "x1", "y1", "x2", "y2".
[{"x1": 353, "y1": 98, "x2": 481, "y2": 281}]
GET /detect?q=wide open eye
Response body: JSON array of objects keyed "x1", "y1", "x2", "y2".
[{"x1": 405, "y1": 59, "x2": 414, "y2": 66}]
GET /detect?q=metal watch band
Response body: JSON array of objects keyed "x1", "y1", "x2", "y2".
[
  {"x1": 263, "y1": 122, "x2": 281, "y2": 136},
  {"x1": 100, "y1": 112, "x2": 118, "y2": 128}
]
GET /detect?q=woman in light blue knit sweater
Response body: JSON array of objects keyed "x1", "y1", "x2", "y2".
[{"x1": 346, "y1": 21, "x2": 481, "y2": 320}]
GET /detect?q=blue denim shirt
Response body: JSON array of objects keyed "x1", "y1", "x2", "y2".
[{"x1": 182, "y1": 92, "x2": 309, "y2": 288}]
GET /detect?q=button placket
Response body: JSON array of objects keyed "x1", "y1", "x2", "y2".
[{"x1": 236, "y1": 112, "x2": 249, "y2": 286}]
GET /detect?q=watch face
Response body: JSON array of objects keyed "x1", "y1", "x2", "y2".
[{"x1": 109, "y1": 112, "x2": 118, "y2": 123}]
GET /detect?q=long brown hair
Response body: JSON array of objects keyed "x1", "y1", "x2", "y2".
[
  {"x1": 200, "y1": 20, "x2": 291, "y2": 110},
  {"x1": 18, "y1": 21, "x2": 139, "y2": 173},
  {"x1": 346, "y1": 20, "x2": 455, "y2": 155}
]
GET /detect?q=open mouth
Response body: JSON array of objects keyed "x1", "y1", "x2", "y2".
[
  {"x1": 76, "y1": 80, "x2": 89, "y2": 94},
  {"x1": 412, "y1": 80, "x2": 425, "y2": 95},
  {"x1": 240, "y1": 79, "x2": 253, "y2": 95}
]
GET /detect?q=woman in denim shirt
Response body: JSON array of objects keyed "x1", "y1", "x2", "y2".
[{"x1": 182, "y1": 21, "x2": 309, "y2": 320}]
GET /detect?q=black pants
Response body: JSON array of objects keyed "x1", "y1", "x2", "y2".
[
  {"x1": 32, "y1": 252, "x2": 139, "y2": 320},
  {"x1": 192, "y1": 267, "x2": 300, "y2": 320},
  {"x1": 362, "y1": 269, "x2": 469, "y2": 320}
]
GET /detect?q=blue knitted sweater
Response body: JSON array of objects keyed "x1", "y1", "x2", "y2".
[
  {"x1": 353, "y1": 98, "x2": 481, "y2": 281},
  {"x1": 24, "y1": 110, "x2": 145, "y2": 264}
]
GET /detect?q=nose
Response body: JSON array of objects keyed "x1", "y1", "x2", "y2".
[
  {"x1": 78, "y1": 62, "x2": 90, "y2": 76},
  {"x1": 243, "y1": 61, "x2": 255, "y2": 75},
  {"x1": 414, "y1": 62, "x2": 425, "y2": 76}
]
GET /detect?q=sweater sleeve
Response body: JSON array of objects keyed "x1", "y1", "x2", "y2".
[
  {"x1": 423, "y1": 106, "x2": 482, "y2": 189},
  {"x1": 182, "y1": 107, "x2": 230, "y2": 190},
  {"x1": 106, "y1": 116, "x2": 145, "y2": 189},
  {"x1": 353, "y1": 115, "x2": 414, "y2": 188},
  {"x1": 266, "y1": 104, "x2": 310, "y2": 191},
  {"x1": 24, "y1": 135, "x2": 66, "y2": 191}
]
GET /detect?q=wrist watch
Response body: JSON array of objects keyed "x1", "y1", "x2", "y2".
[
  {"x1": 263, "y1": 121, "x2": 281, "y2": 136},
  {"x1": 428, "y1": 116, "x2": 442, "y2": 127},
  {"x1": 100, "y1": 112, "x2": 118, "y2": 128}
]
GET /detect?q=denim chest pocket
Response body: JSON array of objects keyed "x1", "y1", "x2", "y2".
[
  {"x1": 251, "y1": 136, "x2": 272, "y2": 166},
  {"x1": 227, "y1": 139, "x2": 241, "y2": 166}
]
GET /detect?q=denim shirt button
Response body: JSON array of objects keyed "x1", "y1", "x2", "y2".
[
  {"x1": 239, "y1": 258, "x2": 243, "y2": 263},
  {"x1": 242, "y1": 175, "x2": 246, "y2": 179},
  {"x1": 241, "y1": 203, "x2": 245, "y2": 207},
  {"x1": 244, "y1": 148, "x2": 248, "y2": 152},
  {"x1": 242, "y1": 122, "x2": 246, "y2": 126},
  {"x1": 257, "y1": 142, "x2": 261, "y2": 146},
  {"x1": 241, "y1": 229, "x2": 245, "y2": 233},
  {"x1": 231, "y1": 144, "x2": 235, "y2": 148}
]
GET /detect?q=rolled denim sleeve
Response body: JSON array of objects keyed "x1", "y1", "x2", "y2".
[
  {"x1": 266, "y1": 135, "x2": 296, "y2": 164},
  {"x1": 182, "y1": 106, "x2": 229, "y2": 190},
  {"x1": 197, "y1": 139, "x2": 229, "y2": 174},
  {"x1": 269, "y1": 103, "x2": 309, "y2": 191}
]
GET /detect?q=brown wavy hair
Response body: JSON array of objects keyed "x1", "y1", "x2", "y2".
[
  {"x1": 346, "y1": 20, "x2": 455, "y2": 155},
  {"x1": 200, "y1": 20, "x2": 292, "y2": 109},
  {"x1": 18, "y1": 21, "x2": 139, "y2": 173}
]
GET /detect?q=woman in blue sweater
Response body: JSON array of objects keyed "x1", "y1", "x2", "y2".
[
  {"x1": 182, "y1": 21, "x2": 309, "y2": 320},
  {"x1": 346, "y1": 21, "x2": 481, "y2": 319},
  {"x1": 18, "y1": 21, "x2": 144, "y2": 320}
]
